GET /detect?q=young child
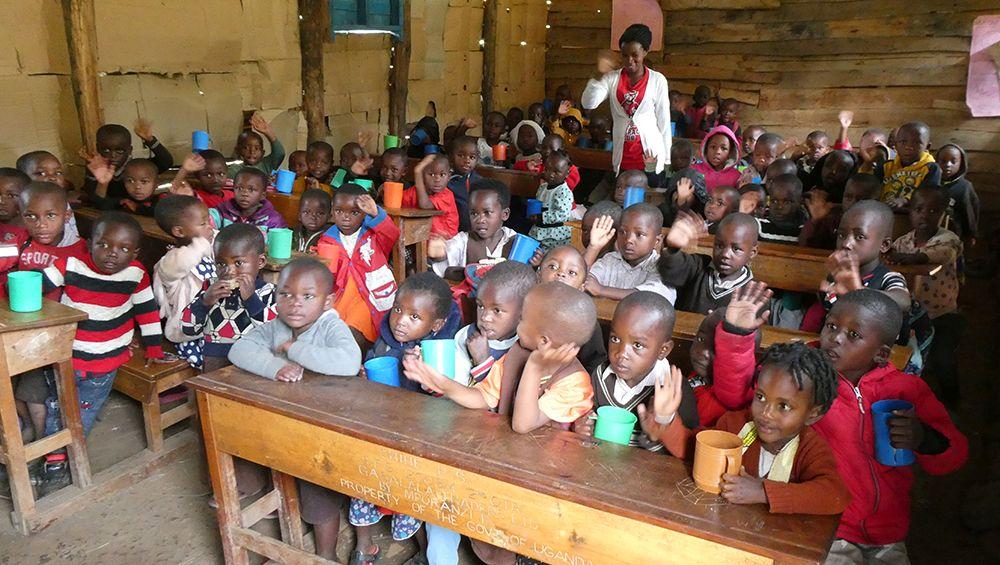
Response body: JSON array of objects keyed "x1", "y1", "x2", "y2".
[
  {"x1": 581, "y1": 200, "x2": 623, "y2": 259},
  {"x1": 708, "y1": 98, "x2": 742, "y2": 139},
  {"x1": 288, "y1": 150, "x2": 308, "y2": 178},
  {"x1": 88, "y1": 156, "x2": 162, "y2": 216},
  {"x1": 691, "y1": 125, "x2": 742, "y2": 193},
  {"x1": 799, "y1": 173, "x2": 881, "y2": 250},
  {"x1": 478, "y1": 111, "x2": 508, "y2": 166},
  {"x1": 152, "y1": 195, "x2": 217, "y2": 369},
  {"x1": 214, "y1": 168, "x2": 288, "y2": 230},
  {"x1": 16, "y1": 151, "x2": 81, "y2": 245},
  {"x1": 613, "y1": 169, "x2": 650, "y2": 208},
  {"x1": 684, "y1": 85, "x2": 712, "y2": 139},
  {"x1": 36, "y1": 212, "x2": 164, "y2": 493},
  {"x1": 404, "y1": 154, "x2": 459, "y2": 238},
  {"x1": 670, "y1": 139, "x2": 695, "y2": 174},
  {"x1": 509, "y1": 120, "x2": 546, "y2": 173},
  {"x1": 527, "y1": 102, "x2": 548, "y2": 129},
  {"x1": 539, "y1": 133, "x2": 581, "y2": 191},
  {"x1": 658, "y1": 211, "x2": 758, "y2": 314},
  {"x1": 171, "y1": 151, "x2": 234, "y2": 209},
  {"x1": 182, "y1": 223, "x2": 277, "y2": 372},
  {"x1": 807, "y1": 149, "x2": 857, "y2": 203},
  {"x1": 319, "y1": 185, "x2": 399, "y2": 346},
  {"x1": 888, "y1": 186, "x2": 964, "y2": 402},
  {"x1": 226, "y1": 114, "x2": 285, "y2": 178},
  {"x1": 759, "y1": 174, "x2": 805, "y2": 244},
  {"x1": 291, "y1": 141, "x2": 335, "y2": 195},
  {"x1": 738, "y1": 183, "x2": 766, "y2": 218},
  {"x1": 764, "y1": 158, "x2": 798, "y2": 184},
  {"x1": 584, "y1": 203, "x2": 675, "y2": 302},
  {"x1": 713, "y1": 289, "x2": 967, "y2": 558},
  {"x1": 573, "y1": 291, "x2": 699, "y2": 448},
  {"x1": 705, "y1": 185, "x2": 740, "y2": 234},
  {"x1": 529, "y1": 150, "x2": 574, "y2": 251},
  {"x1": 228, "y1": 258, "x2": 361, "y2": 561},
  {"x1": 293, "y1": 189, "x2": 332, "y2": 253},
  {"x1": 645, "y1": 340, "x2": 848, "y2": 515},
  {"x1": 431, "y1": 179, "x2": 516, "y2": 279},
  {"x1": 550, "y1": 106, "x2": 588, "y2": 147},
  {"x1": 0, "y1": 168, "x2": 29, "y2": 244},
  {"x1": 377, "y1": 147, "x2": 409, "y2": 195},
  {"x1": 403, "y1": 282, "x2": 595, "y2": 434},
  {"x1": 84, "y1": 121, "x2": 174, "y2": 204},
  {"x1": 878, "y1": 121, "x2": 941, "y2": 209},
  {"x1": 795, "y1": 131, "x2": 831, "y2": 178},
  {"x1": 736, "y1": 133, "x2": 784, "y2": 188},
  {"x1": 538, "y1": 245, "x2": 608, "y2": 375},
  {"x1": 936, "y1": 143, "x2": 979, "y2": 245},
  {"x1": 579, "y1": 115, "x2": 613, "y2": 151},
  {"x1": 329, "y1": 141, "x2": 375, "y2": 190},
  {"x1": 447, "y1": 135, "x2": 482, "y2": 233},
  {"x1": 740, "y1": 125, "x2": 766, "y2": 166}
]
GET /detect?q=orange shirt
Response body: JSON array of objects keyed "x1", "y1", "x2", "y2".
[
  {"x1": 476, "y1": 354, "x2": 593, "y2": 423},
  {"x1": 333, "y1": 272, "x2": 377, "y2": 343}
]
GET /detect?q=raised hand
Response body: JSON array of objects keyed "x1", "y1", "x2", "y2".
[
  {"x1": 304, "y1": 177, "x2": 320, "y2": 191},
  {"x1": 724, "y1": 280, "x2": 773, "y2": 331},
  {"x1": 665, "y1": 210, "x2": 707, "y2": 250},
  {"x1": 251, "y1": 113, "x2": 275, "y2": 139},
  {"x1": 357, "y1": 129, "x2": 375, "y2": 150},
  {"x1": 87, "y1": 155, "x2": 115, "y2": 185},
  {"x1": 651, "y1": 364, "x2": 684, "y2": 423},
  {"x1": 355, "y1": 194, "x2": 378, "y2": 217},
  {"x1": 826, "y1": 249, "x2": 863, "y2": 295},
  {"x1": 676, "y1": 177, "x2": 694, "y2": 202},
  {"x1": 181, "y1": 153, "x2": 206, "y2": 174},
  {"x1": 805, "y1": 189, "x2": 833, "y2": 222},
  {"x1": 588, "y1": 215, "x2": 616, "y2": 250},
  {"x1": 596, "y1": 50, "x2": 619, "y2": 75},
  {"x1": 838, "y1": 110, "x2": 854, "y2": 129},
  {"x1": 461, "y1": 117, "x2": 479, "y2": 130},
  {"x1": 557, "y1": 100, "x2": 572, "y2": 117},
  {"x1": 527, "y1": 341, "x2": 580, "y2": 377},
  {"x1": 134, "y1": 118, "x2": 155, "y2": 142}
]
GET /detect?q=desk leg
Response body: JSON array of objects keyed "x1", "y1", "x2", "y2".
[
  {"x1": 392, "y1": 218, "x2": 407, "y2": 283},
  {"x1": 198, "y1": 392, "x2": 251, "y2": 565},
  {"x1": 0, "y1": 369, "x2": 35, "y2": 532},
  {"x1": 272, "y1": 469, "x2": 305, "y2": 550},
  {"x1": 55, "y1": 359, "x2": 91, "y2": 488},
  {"x1": 414, "y1": 239, "x2": 428, "y2": 275}
]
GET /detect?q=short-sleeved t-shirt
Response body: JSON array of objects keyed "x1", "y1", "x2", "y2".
[
  {"x1": 891, "y1": 229, "x2": 962, "y2": 319},
  {"x1": 401, "y1": 187, "x2": 459, "y2": 238},
  {"x1": 476, "y1": 353, "x2": 594, "y2": 423}
]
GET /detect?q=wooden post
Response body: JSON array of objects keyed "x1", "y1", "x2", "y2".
[
  {"x1": 61, "y1": 0, "x2": 103, "y2": 153},
  {"x1": 298, "y1": 0, "x2": 328, "y2": 143},
  {"x1": 481, "y1": 0, "x2": 499, "y2": 116},
  {"x1": 388, "y1": 2, "x2": 412, "y2": 136}
]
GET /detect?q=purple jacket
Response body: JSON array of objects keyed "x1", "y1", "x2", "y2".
[{"x1": 215, "y1": 199, "x2": 288, "y2": 230}]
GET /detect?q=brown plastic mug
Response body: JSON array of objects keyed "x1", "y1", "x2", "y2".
[{"x1": 693, "y1": 430, "x2": 743, "y2": 494}]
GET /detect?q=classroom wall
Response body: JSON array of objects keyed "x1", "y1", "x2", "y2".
[
  {"x1": 546, "y1": 0, "x2": 1000, "y2": 210},
  {"x1": 489, "y1": 0, "x2": 549, "y2": 113}
]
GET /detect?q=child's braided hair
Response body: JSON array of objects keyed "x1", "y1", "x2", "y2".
[{"x1": 759, "y1": 342, "x2": 838, "y2": 415}]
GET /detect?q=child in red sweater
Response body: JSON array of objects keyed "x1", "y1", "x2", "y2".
[
  {"x1": 170, "y1": 151, "x2": 235, "y2": 209},
  {"x1": 403, "y1": 154, "x2": 458, "y2": 239}
]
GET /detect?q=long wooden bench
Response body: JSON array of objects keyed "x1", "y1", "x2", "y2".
[{"x1": 113, "y1": 348, "x2": 198, "y2": 453}]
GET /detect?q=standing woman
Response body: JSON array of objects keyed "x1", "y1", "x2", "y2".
[{"x1": 582, "y1": 23, "x2": 672, "y2": 185}]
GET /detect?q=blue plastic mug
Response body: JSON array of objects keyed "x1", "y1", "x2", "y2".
[
  {"x1": 424, "y1": 144, "x2": 439, "y2": 155},
  {"x1": 670, "y1": 122, "x2": 677, "y2": 137},
  {"x1": 364, "y1": 357, "x2": 401, "y2": 387},
  {"x1": 420, "y1": 339, "x2": 456, "y2": 380},
  {"x1": 192, "y1": 130, "x2": 210, "y2": 151},
  {"x1": 526, "y1": 198, "x2": 543, "y2": 216},
  {"x1": 624, "y1": 187, "x2": 646, "y2": 208},
  {"x1": 508, "y1": 234, "x2": 541, "y2": 264},
  {"x1": 410, "y1": 128, "x2": 429, "y2": 145},
  {"x1": 275, "y1": 169, "x2": 295, "y2": 194},
  {"x1": 872, "y1": 399, "x2": 917, "y2": 466}
]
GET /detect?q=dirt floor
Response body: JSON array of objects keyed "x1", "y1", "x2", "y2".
[{"x1": 1, "y1": 258, "x2": 998, "y2": 564}]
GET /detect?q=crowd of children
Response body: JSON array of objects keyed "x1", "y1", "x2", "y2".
[{"x1": 0, "y1": 82, "x2": 979, "y2": 565}]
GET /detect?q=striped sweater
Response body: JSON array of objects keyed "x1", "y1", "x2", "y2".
[{"x1": 41, "y1": 256, "x2": 164, "y2": 373}]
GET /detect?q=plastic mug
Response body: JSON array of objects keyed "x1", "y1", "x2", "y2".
[
  {"x1": 872, "y1": 399, "x2": 917, "y2": 466},
  {"x1": 7, "y1": 271, "x2": 43, "y2": 313},
  {"x1": 355, "y1": 178, "x2": 374, "y2": 192},
  {"x1": 492, "y1": 143, "x2": 507, "y2": 162},
  {"x1": 192, "y1": 130, "x2": 210, "y2": 151},
  {"x1": 364, "y1": 357, "x2": 401, "y2": 387},
  {"x1": 384, "y1": 134, "x2": 400, "y2": 149},
  {"x1": 424, "y1": 144, "x2": 439, "y2": 155},
  {"x1": 624, "y1": 187, "x2": 646, "y2": 208},
  {"x1": 383, "y1": 182, "x2": 404, "y2": 209},
  {"x1": 671, "y1": 122, "x2": 677, "y2": 137},
  {"x1": 593, "y1": 406, "x2": 637, "y2": 446},
  {"x1": 275, "y1": 170, "x2": 295, "y2": 194},
  {"x1": 508, "y1": 234, "x2": 541, "y2": 264},
  {"x1": 267, "y1": 228, "x2": 293, "y2": 260},
  {"x1": 420, "y1": 339, "x2": 456, "y2": 379},
  {"x1": 693, "y1": 430, "x2": 743, "y2": 493},
  {"x1": 525, "y1": 198, "x2": 543, "y2": 216},
  {"x1": 410, "y1": 128, "x2": 429, "y2": 145}
]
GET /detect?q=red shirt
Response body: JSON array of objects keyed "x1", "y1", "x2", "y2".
[
  {"x1": 16, "y1": 238, "x2": 89, "y2": 300},
  {"x1": 194, "y1": 188, "x2": 234, "y2": 209},
  {"x1": 616, "y1": 68, "x2": 650, "y2": 172},
  {"x1": 401, "y1": 187, "x2": 459, "y2": 238}
]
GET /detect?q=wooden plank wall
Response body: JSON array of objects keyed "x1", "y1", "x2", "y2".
[{"x1": 546, "y1": 0, "x2": 1000, "y2": 210}]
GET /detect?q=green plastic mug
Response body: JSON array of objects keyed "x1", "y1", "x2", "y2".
[
  {"x1": 384, "y1": 135, "x2": 400, "y2": 149},
  {"x1": 267, "y1": 228, "x2": 293, "y2": 260},
  {"x1": 420, "y1": 339, "x2": 456, "y2": 379},
  {"x1": 593, "y1": 406, "x2": 637, "y2": 446},
  {"x1": 8, "y1": 271, "x2": 43, "y2": 313}
]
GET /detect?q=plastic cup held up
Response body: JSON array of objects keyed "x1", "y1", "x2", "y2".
[
  {"x1": 872, "y1": 399, "x2": 917, "y2": 466},
  {"x1": 420, "y1": 339, "x2": 456, "y2": 380},
  {"x1": 593, "y1": 406, "x2": 637, "y2": 446},
  {"x1": 384, "y1": 135, "x2": 400, "y2": 149},
  {"x1": 624, "y1": 187, "x2": 646, "y2": 208},
  {"x1": 275, "y1": 170, "x2": 295, "y2": 194},
  {"x1": 192, "y1": 130, "x2": 210, "y2": 151},
  {"x1": 508, "y1": 234, "x2": 541, "y2": 264}
]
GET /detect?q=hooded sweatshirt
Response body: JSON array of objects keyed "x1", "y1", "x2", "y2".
[
  {"x1": 877, "y1": 151, "x2": 941, "y2": 204},
  {"x1": 938, "y1": 143, "x2": 980, "y2": 240},
  {"x1": 691, "y1": 125, "x2": 742, "y2": 194},
  {"x1": 366, "y1": 301, "x2": 463, "y2": 393},
  {"x1": 509, "y1": 120, "x2": 547, "y2": 172}
]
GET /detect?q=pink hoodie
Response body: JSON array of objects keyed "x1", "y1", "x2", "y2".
[{"x1": 692, "y1": 125, "x2": 742, "y2": 194}]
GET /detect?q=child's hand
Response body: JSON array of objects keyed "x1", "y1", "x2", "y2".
[
  {"x1": 202, "y1": 280, "x2": 234, "y2": 307},
  {"x1": 236, "y1": 273, "x2": 256, "y2": 301},
  {"x1": 720, "y1": 467, "x2": 767, "y2": 505},
  {"x1": 251, "y1": 113, "x2": 275, "y2": 138},
  {"x1": 724, "y1": 280, "x2": 773, "y2": 331},
  {"x1": 526, "y1": 341, "x2": 580, "y2": 377},
  {"x1": 665, "y1": 210, "x2": 707, "y2": 250},
  {"x1": 356, "y1": 194, "x2": 379, "y2": 217},
  {"x1": 650, "y1": 364, "x2": 684, "y2": 423},
  {"x1": 643, "y1": 149, "x2": 657, "y2": 165},
  {"x1": 583, "y1": 276, "x2": 604, "y2": 297},
  {"x1": 275, "y1": 363, "x2": 304, "y2": 382},
  {"x1": 134, "y1": 118, "x2": 155, "y2": 142},
  {"x1": 276, "y1": 339, "x2": 295, "y2": 355},
  {"x1": 676, "y1": 177, "x2": 694, "y2": 202},
  {"x1": 182, "y1": 153, "x2": 206, "y2": 174},
  {"x1": 527, "y1": 247, "x2": 545, "y2": 267},
  {"x1": 466, "y1": 329, "x2": 489, "y2": 365},
  {"x1": 838, "y1": 110, "x2": 854, "y2": 129},
  {"x1": 805, "y1": 189, "x2": 833, "y2": 222},
  {"x1": 779, "y1": 136, "x2": 799, "y2": 156},
  {"x1": 572, "y1": 410, "x2": 596, "y2": 437},
  {"x1": 402, "y1": 352, "x2": 451, "y2": 394},
  {"x1": 304, "y1": 177, "x2": 320, "y2": 191},
  {"x1": 170, "y1": 179, "x2": 195, "y2": 197},
  {"x1": 588, "y1": 215, "x2": 616, "y2": 250},
  {"x1": 427, "y1": 234, "x2": 447, "y2": 260},
  {"x1": 414, "y1": 154, "x2": 436, "y2": 173},
  {"x1": 461, "y1": 117, "x2": 479, "y2": 130},
  {"x1": 596, "y1": 50, "x2": 619, "y2": 74},
  {"x1": 88, "y1": 156, "x2": 115, "y2": 185},
  {"x1": 889, "y1": 407, "x2": 925, "y2": 451},
  {"x1": 636, "y1": 401, "x2": 663, "y2": 442},
  {"x1": 826, "y1": 250, "x2": 863, "y2": 295},
  {"x1": 557, "y1": 100, "x2": 573, "y2": 117}
]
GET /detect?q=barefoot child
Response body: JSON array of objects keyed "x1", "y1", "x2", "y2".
[
  {"x1": 292, "y1": 189, "x2": 332, "y2": 252},
  {"x1": 215, "y1": 168, "x2": 288, "y2": 230},
  {"x1": 584, "y1": 203, "x2": 675, "y2": 302},
  {"x1": 431, "y1": 179, "x2": 516, "y2": 279}
]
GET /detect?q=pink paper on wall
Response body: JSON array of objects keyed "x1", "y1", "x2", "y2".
[
  {"x1": 966, "y1": 15, "x2": 1000, "y2": 117},
  {"x1": 611, "y1": 0, "x2": 663, "y2": 52}
]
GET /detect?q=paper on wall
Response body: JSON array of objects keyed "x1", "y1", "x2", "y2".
[
  {"x1": 966, "y1": 15, "x2": 1000, "y2": 117},
  {"x1": 611, "y1": 0, "x2": 663, "y2": 52}
]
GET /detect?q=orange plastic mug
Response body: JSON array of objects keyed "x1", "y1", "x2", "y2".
[
  {"x1": 492, "y1": 143, "x2": 507, "y2": 162},
  {"x1": 693, "y1": 430, "x2": 743, "y2": 494},
  {"x1": 383, "y1": 182, "x2": 404, "y2": 209}
]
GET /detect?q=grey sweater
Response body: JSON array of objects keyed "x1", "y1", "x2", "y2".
[{"x1": 228, "y1": 309, "x2": 361, "y2": 380}]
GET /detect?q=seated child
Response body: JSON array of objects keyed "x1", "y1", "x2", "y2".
[
  {"x1": 404, "y1": 282, "x2": 595, "y2": 434},
  {"x1": 330, "y1": 140, "x2": 375, "y2": 189},
  {"x1": 376, "y1": 147, "x2": 409, "y2": 199},
  {"x1": 0, "y1": 168, "x2": 29, "y2": 245},
  {"x1": 794, "y1": 130, "x2": 831, "y2": 178},
  {"x1": 527, "y1": 102, "x2": 548, "y2": 129},
  {"x1": 550, "y1": 106, "x2": 588, "y2": 147},
  {"x1": 737, "y1": 133, "x2": 783, "y2": 188},
  {"x1": 182, "y1": 223, "x2": 277, "y2": 373},
  {"x1": 936, "y1": 143, "x2": 979, "y2": 245},
  {"x1": 538, "y1": 245, "x2": 607, "y2": 375},
  {"x1": 290, "y1": 141, "x2": 335, "y2": 195},
  {"x1": 669, "y1": 90, "x2": 688, "y2": 139},
  {"x1": 877, "y1": 121, "x2": 941, "y2": 209},
  {"x1": 171, "y1": 150, "x2": 234, "y2": 208},
  {"x1": 37, "y1": 212, "x2": 163, "y2": 493},
  {"x1": 581, "y1": 200, "x2": 623, "y2": 260},
  {"x1": 645, "y1": 340, "x2": 848, "y2": 515},
  {"x1": 447, "y1": 135, "x2": 482, "y2": 233},
  {"x1": 805, "y1": 149, "x2": 857, "y2": 203},
  {"x1": 226, "y1": 113, "x2": 285, "y2": 178},
  {"x1": 739, "y1": 125, "x2": 766, "y2": 167},
  {"x1": 228, "y1": 258, "x2": 361, "y2": 561},
  {"x1": 319, "y1": 185, "x2": 399, "y2": 345},
  {"x1": 573, "y1": 291, "x2": 699, "y2": 449},
  {"x1": 288, "y1": 149, "x2": 308, "y2": 178},
  {"x1": 613, "y1": 169, "x2": 650, "y2": 207},
  {"x1": 579, "y1": 115, "x2": 613, "y2": 151},
  {"x1": 407, "y1": 114, "x2": 441, "y2": 159},
  {"x1": 708, "y1": 98, "x2": 742, "y2": 139},
  {"x1": 758, "y1": 174, "x2": 805, "y2": 244},
  {"x1": 540, "y1": 134, "x2": 581, "y2": 191},
  {"x1": 214, "y1": 168, "x2": 288, "y2": 230},
  {"x1": 799, "y1": 173, "x2": 880, "y2": 250},
  {"x1": 764, "y1": 158, "x2": 797, "y2": 184},
  {"x1": 505, "y1": 107, "x2": 524, "y2": 135},
  {"x1": 405, "y1": 154, "x2": 459, "y2": 238},
  {"x1": 477, "y1": 111, "x2": 508, "y2": 166},
  {"x1": 528, "y1": 150, "x2": 574, "y2": 251},
  {"x1": 738, "y1": 183, "x2": 766, "y2": 217},
  {"x1": 152, "y1": 195, "x2": 217, "y2": 369},
  {"x1": 684, "y1": 85, "x2": 712, "y2": 139},
  {"x1": 432, "y1": 179, "x2": 516, "y2": 279},
  {"x1": 293, "y1": 189, "x2": 332, "y2": 252},
  {"x1": 510, "y1": 120, "x2": 546, "y2": 173},
  {"x1": 714, "y1": 289, "x2": 967, "y2": 557},
  {"x1": 584, "y1": 203, "x2": 675, "y2": 303},
  {"x1": 16, "y1": 150, "x2": 81, "y2": 244},
  {"x1": 888, "y1": 185, "x2": 963, "y2": 402},
  {"x1": 84, "y1": 121, "x2": 174, "y2": 204},
  {"x1": 670, "y1": 139, "x2": 695, "y2": 175},
  {"x1": 705, "y1": 185, "x2": 740, "y2": 234},
  {"x1": 117, "y1": 159, "x2": 161, "y2": 216},
  {"x1": 691, "y1": 126, "x2": 742, "y2": 194},
  {"x1": 658, "y1": 211, "x2": 758, "y2": 314}
]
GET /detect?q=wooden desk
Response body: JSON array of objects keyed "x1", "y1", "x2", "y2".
[
  {"x1": 191, "y1": 368, "x2": 839, "y2": 564},
  {"x1": 0, "y1": 300, "x2": 89, "y2": 534},
  {"x1": 386, "y1": 207, "x2": 441, "y2": 283},
  {"x1": 475, "y1": 166, "x2": 539, "y2": 198}
]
